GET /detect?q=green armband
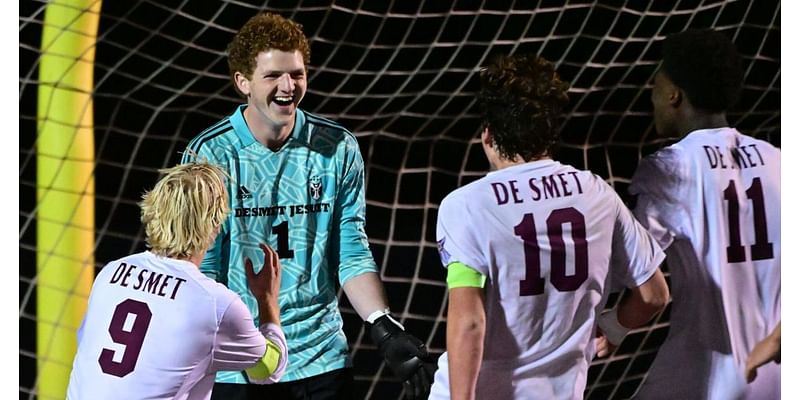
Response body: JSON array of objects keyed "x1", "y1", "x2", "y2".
[
  {"x1": 446, "y1": 262, "x2": 486, "y2": 289},
  {"x1": 245, "y1": 339, "x2": 283, "y2": 381}
]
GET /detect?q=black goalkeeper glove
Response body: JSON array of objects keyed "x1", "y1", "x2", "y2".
[{"x1": 367, "y1": 314, "x2": 434, "y2": 400}]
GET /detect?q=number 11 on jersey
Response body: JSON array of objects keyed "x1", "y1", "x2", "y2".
[{"x1": 723, "y1": 177, "x2": 774, "y2": 263}]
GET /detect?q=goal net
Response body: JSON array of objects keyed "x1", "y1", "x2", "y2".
[{"x1": 20, "y1": 0, "x2": 780, "y2": 399}]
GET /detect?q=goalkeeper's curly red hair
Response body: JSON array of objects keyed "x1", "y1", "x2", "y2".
[{"x1": 227, "y1": 12, "x2": 311, "y2": 96}]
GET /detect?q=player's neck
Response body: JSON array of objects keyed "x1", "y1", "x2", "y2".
[
  {"x1": 243, "y1": 107, "x2": 294, "y2": 151},
  {"x1": 678, "y1": 111, "x2": 729, "y2": 137},
  {"x1": 176, "y1": 252, "x2": 205, "y2": 269},
  {"x1": 493, "y1": 153, "x2": 549, "y2": 170}
]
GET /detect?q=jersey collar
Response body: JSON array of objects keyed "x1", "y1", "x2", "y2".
[
  {"x1": 486, "y1": 158, "x2": 557, "y2": 177},
  {"x1": 230, "y1": 105, "x2": 309, "y2": 149}
]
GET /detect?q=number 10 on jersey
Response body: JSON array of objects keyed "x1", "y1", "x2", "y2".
[{"x1": 514, "y1": 207, "x2": 588, "y2": 296}]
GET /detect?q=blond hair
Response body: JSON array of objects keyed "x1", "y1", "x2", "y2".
[{"x1": 140, "y1": 162, "x2": 230, "y2": 259}]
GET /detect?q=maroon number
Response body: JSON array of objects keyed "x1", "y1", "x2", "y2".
[
  {"x1": 724, "y1": 181, "x2": 746, "y2": 262},
  {"x1": 746, "y1": 178, "x2": 774, "y2": 260},
  {"x1": 724, "y1": 178, "x2": 774, "y2": 263},
  {"x1": 547, "y1": 208, "x2": 589, "y2": 292},
  {"x1": 272, "y1": 221, "x2": 295, "y2": 259},
  {"x1": 514, "y1": 213, "x2": 544, "y2": 295},
  {"x1": 515, "y1": 208, "x2": 589, "y2": 296},
  {"x1": 98, "y1": 299, "x2": 152, "y2": 377}
]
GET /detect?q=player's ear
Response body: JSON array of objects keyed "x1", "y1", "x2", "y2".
[
  {"x1": 661, "y1": 75, "x2": 682, "y2": 108},
  {"x1": 481, "y1": 127, "x2": 493, "y2": 146},
  {"x1": 234, "y1": 71, "x2": 251, "y2": 96},
  {"x1": 669, "y1": 88, "x2": 682, "y2": 108}
]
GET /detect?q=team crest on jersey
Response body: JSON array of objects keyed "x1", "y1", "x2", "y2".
[
  {"x1": 437, "y1": 238, "x2": 451, "y2": 265},
  {"x1": 309, "y1": 176, "x2": 323, "y2": 200}
]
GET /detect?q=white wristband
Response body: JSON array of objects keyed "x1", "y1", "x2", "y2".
[
  {"x1": 366, "y1": 308, "x2": 404, "y2": 330},
  {"x1": 366, "y1": 308, "x2": 390, "y2": 324},
  {"x1": 597, "y1": 308, "x2": 630, "y2": 346}
]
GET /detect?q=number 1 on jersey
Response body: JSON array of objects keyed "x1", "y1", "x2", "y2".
[{"x1": 272, "y1": 221, "x2": 295, "y2": 259}]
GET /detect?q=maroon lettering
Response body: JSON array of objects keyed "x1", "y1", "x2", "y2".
[
  {"x1": 120, "y1": 264, "x2": 137, "y2": 288},
  {"x1": 715, "y1": 146, "x2": 728, "y2": 169},
  {"x1": 144, "y1": 272, "x2": 163, "y2": 294},
  {"x1": 491, "y1": 182, "x2": 510, "y2": 205},
  {"x1": 109, "y1": 263, "x2": 128, "y2": 285},
  {"x1": 568, "y1": 171, "x2": 583, "y2": 194},
  {"x1": 541, "y1": 175, "x2": 560, "y2": 199},
  {"x1": 170, "y1": 277, "x2": 187, "y2": 300},
  {"x1": 158, "y1": 275, "x2": 172, "y2": 297},
  {"x1": 528, "y1": 178, "x2": 541, "y2": 201},
  {"x1": 133, "y1": 268, "x2": 147, "y2": 290},
  {"x1": 749, "y1": 144, "x2": 765, "y2": 166},
  {"x1": 508, "y1": 180, "x2": 524, "y2": 204},
  {"x1": 703, "y1": 145, "x2": 719, "y2": 169},
  {"x1": 730, "y1": 147, "x2": 745, "y2": 169},
  {"x1": 557, "y1": 173, "x2": 572, "y2": 196}
]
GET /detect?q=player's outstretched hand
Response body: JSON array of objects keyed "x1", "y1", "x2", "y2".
[
  {"x1": 245, "y1": 243, "x2": 282, "y2": 323},
  {"x1": 368, "y1": 315, "x2": 434, "y2": 399}
]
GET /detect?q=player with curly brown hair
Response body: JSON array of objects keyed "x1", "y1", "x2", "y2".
[{"x1": 429, "y1": 54, "x2": 670, "y2": 400}]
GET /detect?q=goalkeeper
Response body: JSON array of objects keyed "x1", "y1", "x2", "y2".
[{"x1": 182, "y1": 12, "x2": 432, "y2": 400}]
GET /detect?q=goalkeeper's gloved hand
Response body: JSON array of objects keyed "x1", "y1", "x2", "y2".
[{"x1": 367, "y1": 314, "x2": 434, "y2": 400}]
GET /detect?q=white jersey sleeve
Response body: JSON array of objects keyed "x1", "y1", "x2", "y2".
[
  {"x1": 211, "y1": 298, "x2": 268, "y2": 370},
  {"x1": 436, "y1": 192, "x2": 486, "y2": 274},
  {"x1": 211, "y1": 299, "x2": 288, "y2": 383},
  {"x1": 254, "y1": 323, "x2": 289, "y2": 383},
  {"x1": 609, "y1": 190, "x2": 666, "y2": 289},
  {"x1": 629, "y1": 146, "x2": 691, "y2": 250}
]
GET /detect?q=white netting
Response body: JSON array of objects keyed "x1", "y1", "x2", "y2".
[{"x1": 20, "y1": 0, "x2": 780, "y2": 399}]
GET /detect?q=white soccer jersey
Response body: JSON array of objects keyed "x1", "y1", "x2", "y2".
[
  {"x1": 430, "y1": 159, "x2": 665, "y2": 400},
  {"x1": 631, "y1": 128, "x2": 780, "y2": 400},
  {"x1": 67, "y1": 251, "x2": 287, "y2": 400}
]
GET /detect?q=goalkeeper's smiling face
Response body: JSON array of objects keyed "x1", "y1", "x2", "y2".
[{"x1": 237, "y1": 49, "x2": 308, "y2": 134}]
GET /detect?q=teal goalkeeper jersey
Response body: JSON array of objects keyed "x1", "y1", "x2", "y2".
[{"x1": 182, "y1": 105, "x2": 378, "y2": 383}]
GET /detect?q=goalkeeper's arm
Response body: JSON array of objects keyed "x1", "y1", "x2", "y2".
[
  {"x1": 344, "y1": 272, "x2": 433, "y2": 400},
  {"x1": 597, "y1": 268, "x2": 669, "y2": 356}
]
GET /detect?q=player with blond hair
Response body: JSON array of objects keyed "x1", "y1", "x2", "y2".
[
  {"x1": 429, "y1": 54, "x2": 670, "y2": 400},
  {"x1": 67, "y1": 162, "x2": 287, "y2": 400}
]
